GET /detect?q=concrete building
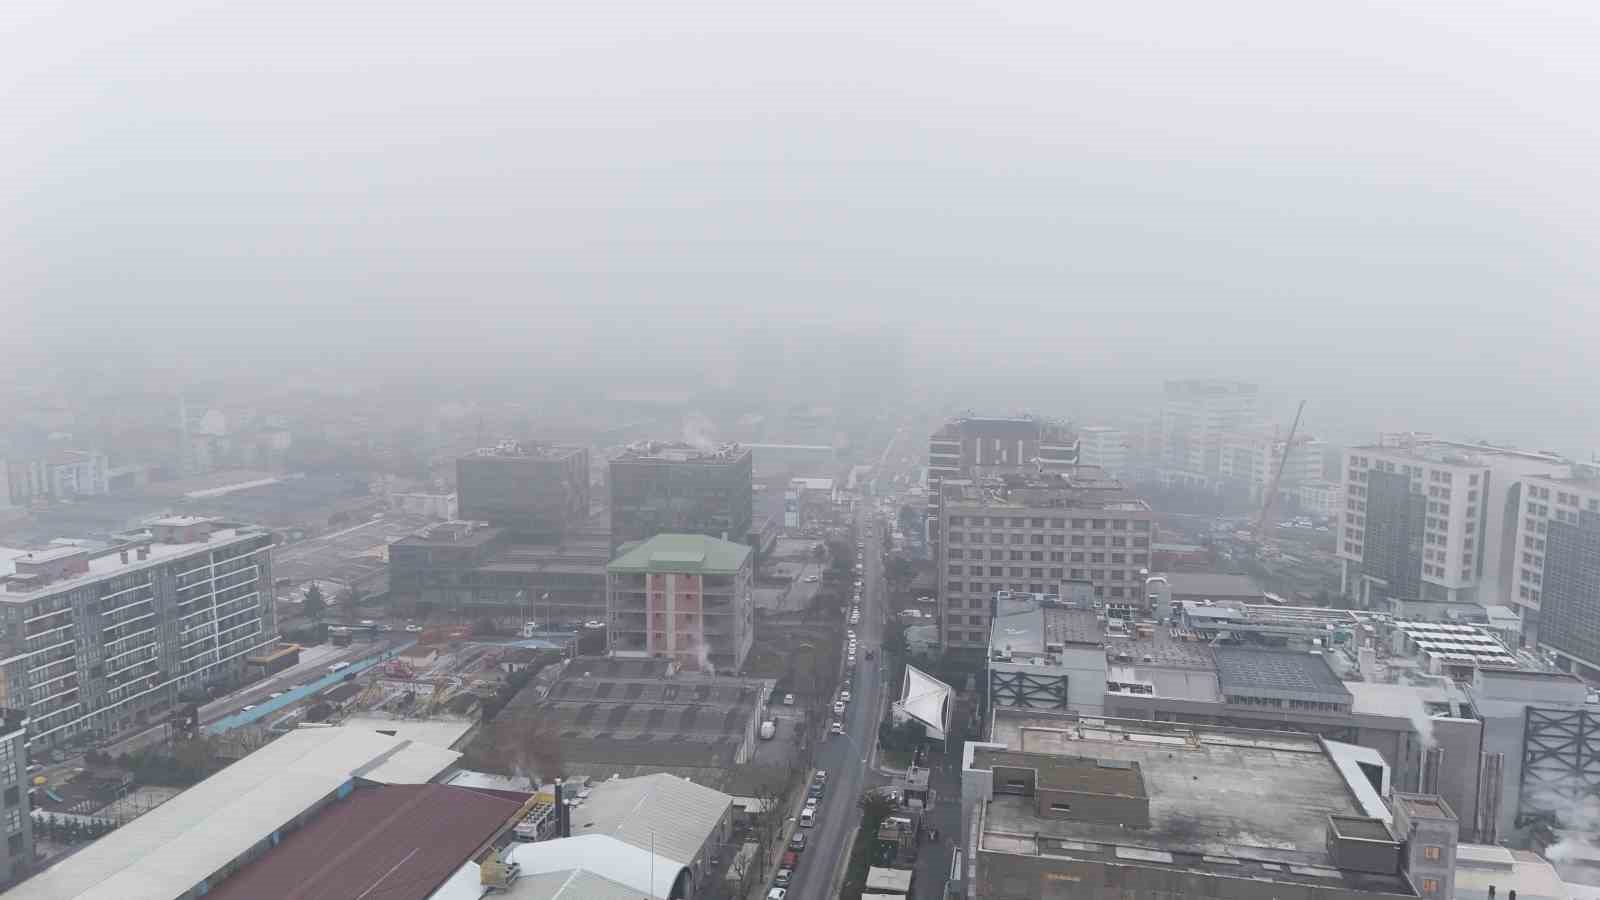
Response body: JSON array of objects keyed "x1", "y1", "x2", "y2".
[
  {"x1": 1158, "y1": 378, "x2": 1262, "y2": 479},
  {"x1": 1338, "y1": 435, "x2": 1571, "y2": 616},
  {"x1": 962, "y1": 709, "x2": 1458, "y2": 900},
  {"x1": 389, "y1": 490, "x2": 458, "y2": 520},
  {"x1": 1217, "y1": 427, "x2": 1326, "y2": 502},
  {"x1": 936, "y1": 471, "x2": 1154, "y2": 653},
  {"x1": 1, "y1": 708, "x2": 34, "y2": 887},
  {"x1": 986, "y1": 594, "x2": 1108, "y2": 717},
  {"x1": 607, "y1": 534, "x2": 755, "y2": 673},
  {"x1": 926, "y1": 415, "x2": 1078, "y2": 541},
  {"x1": 609, "y1": 442, "x2": 753, "y2": 553},
  {"x1": 783, "y1": 476, "x2": 835, "y2": 530},
  {"x1": 1507, "y1": 467, "x2": 1600, "y2": 674},
  {"x1": 1301, "y1": 479, "x2": 1342, "y2": 519},
  {"x1": 0, "y1": 518, "x2": 276, "y2": 747},
  {"x1": 457, "y1": 441, "x2": 591, "y2": 539},
  {"x1": 1073, "y1": 426, "x2": 1127, "y2": 479},
  {"x1": 3, "y1": 450, "x2": 109, "y2": 506},
  {"x1": 388, "y1": 516, "x2": 612, "y2": 628}
]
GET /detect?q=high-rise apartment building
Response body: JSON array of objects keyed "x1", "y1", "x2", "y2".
[
  {"x1": 0, "y1": 517, "x2": 276, "y2": 748},
  {"x1": 936, "y1": 471, "x2": 1153, "y2": 653},
  {"x1": 1508, "y1": 468, "x2": 1600, "y2": 674},
  {"x1": 607, "y1": 533, "x2": 755, "y2": 673},
  {"x1": 1159, "y1": 379, "x2": 1262, "y2": 480},
  {"x1": 1074, "y1": 426, "x2": 1128, "y2": 479},
  {"x1": 608, "y1": 442, "x2": 753, "y2": 552},
  {"x1": 1337, "y1": 436, "x2": 1569, "y2": 614},
  {"x1": 0, "y1": 707, "x2": 33, "y2": 885},
  {"x1": 1217, "y1": 428, "x2": 1325, "y2": 502},
  {"x1": 926, "y1": 415, "x2": 1077, "y2": 541},
  {"x1": 456, "y1": 441, "x2": 591, "y2": 539}
]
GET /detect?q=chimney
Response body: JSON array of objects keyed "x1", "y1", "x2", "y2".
[
  {"x1": 120, "y1": 549, "x2": 129, "y2": 564},
  {"x1": 553, "y1": 778, "x2": 569, "y2": 838},
  {"x1": 136, "y1": 545, "x2": 150, "y2": 561},
  {"x1": 1422, "y1": 747, "x2": 1444, "y2": 795}
]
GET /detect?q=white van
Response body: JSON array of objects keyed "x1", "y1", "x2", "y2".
[{"x1": 799, "y1": 808, "x2": 815, "y2": 828}]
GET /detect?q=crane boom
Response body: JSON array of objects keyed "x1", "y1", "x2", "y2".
[{"x1": 1257, "y1": 400, "x2": 1307, "y2": 536}]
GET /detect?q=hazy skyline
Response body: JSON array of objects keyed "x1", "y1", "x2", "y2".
[{"x1": 5, "y1": 1, "x2": 1599, "y2": 452}]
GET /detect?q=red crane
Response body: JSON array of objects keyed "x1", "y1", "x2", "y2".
[{"x1": 1256, "y1": 400, "x2": 1307, "y2": 537}]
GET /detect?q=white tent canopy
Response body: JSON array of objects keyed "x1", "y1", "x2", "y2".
[{"x1": 893, "y1": 664, "x2": 953, "y2": 740}]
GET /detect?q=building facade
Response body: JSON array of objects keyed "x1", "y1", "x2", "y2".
[
  {"x1": 608, "y1": 443, "x2": 753, "y2": 553},
  {"x1": 1073, "y1": 426, "x2": 1127, "y2": 479},
  {"x1": 1158, "y1": 379, "x2": 1262, "y2": 479},
  {"x1": 1217, "y1": 428, "x2": 1325, "y2": 502},
  {"x1": 936, "y1": 472, "x2": 1154, "y2": 653},
  {"x1": 456, "y1": 441, "x2": 591, "y2": 539},
  {"x1": 3, "y1": 449, "x2": 109, "y2": 506},
  {"x1": 926, "y1": 415, "x2": 1079, "y2": 543},
  {"x1": 0, "y1": 518, "x2": 275, "y2": 747},
  {"x1": 608, "y1": 534, "x2": 755, "y2": 673},
  {"x1": 1512, "y1": 470, "x2": 1600, "y2": 674},
  {"x1": 1338, "y1": 436, "x2": 1570, "y2": 615},
  {"x1": 1, "y1": 708, "x2": 33, "y2": 886}
]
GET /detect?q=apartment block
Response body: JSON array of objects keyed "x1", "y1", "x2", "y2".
[
  {"x1": 936, "y1": 471, "x2": 1153, "y2": 653},
  {"x1": 609, "y1": 442, "x2": 753, "y2": 552},
  {"x1": 1158, "y1": 378, "x2": 1262, "y2": 478},
  {"x1": 3, "y1": 449, "x2": 109, "y2": 505},
  {"x1": 926, "y1": 415, "x2": 1078, "y2": 542},
  {"x1": 0, "y1": 517, "x2": 276, "y2": 747},
  {"x1": 1337, "y1": 435, "x2": 1569, "y2": 615},
  {"x1": 1217, "y1": 427, "x2": 1325, "y2": 502},
  {"x1": 1510, "y1": 468, "x2": 1600, "y2": 675},
  {"x1": 1074, "y1": 426, "x2": 1127, "y2": 479},
  {"x1": 1, "y1": 708, "x2": 32, "y2": 886},
  {"x1": 456, "y1": 440, "x2": 591, "y2": 539},
  {"x1": 607, "y1": 534, "x2": 754, "y2": 673}
]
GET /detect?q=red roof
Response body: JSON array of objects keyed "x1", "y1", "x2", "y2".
[{"x1": 206, "y1": 783, "x2": 525, "y2": 900}]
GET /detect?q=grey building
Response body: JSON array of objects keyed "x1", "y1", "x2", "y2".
[
  {"x1": 0, "y1": 518, "x2": 276, "y2": 748},
  {"x1": 1, "y1": 707, "x2": 33, "y2": 886},
  {"x1": 926, "y1": 415, "x2": 1078, "y2": 542},
  {"x1": 456, "y1": 441, "x2": 591, "y2": 539},
  {"x1": 962, "y1": 709, "x2": 1457, "y2": 900},
  {"x1": 608, "y1": 442, "x2": 753, "y2": 553},
  {"x1": 1360, "y1": 468, "x2": 1427, "y2": 606},
  {"x1": 387, "y1": 516, "x2": 611, "y2": 628},
  {"x1": 937, "y1": 471, "x2": 1154, "y2": 654}
]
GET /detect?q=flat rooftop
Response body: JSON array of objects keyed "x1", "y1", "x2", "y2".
[
  {"x1": 612, "y1": 441, "x2": 750, "y2": 464},
  {"x1": 464, "y1": 440, "x2": 586, "y2": 461},
  {"x1": 941, "y1": 476, "x2": 1150, "y2": 512},
  {"x1": 990, "y1": 597, "x2": 1104, "y2": 657},
  {"x1": 0, "y1": 527, "x2": 265, "y2": 603},
  {"x1": 976, "y1": 712, "x2": 1412, "y2": 894},
  {"x1": 1163, "y1": 571, "x2": 1263, "y2": 598},
  {"x1": 1213, "y1": 648, "x2": 1352, "y2": 702}
]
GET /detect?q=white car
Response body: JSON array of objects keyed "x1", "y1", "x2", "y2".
[
  {"x1": 583, "y1": 620, "x2": 605, "y2": 629},
  {"x1": 804, "y1": 575, "x2": 819, "y2": 583},
  {"x1": 833, "y1": 701, "x2": 845, "y2": 714},
  {"x1": 783, "y1": 693, "x2": 795, "y2": 705},
  {"x1": 831, "y1": 721, "x2": 844, "y2": 735},
  {"x1": 804, "y1": 796, "x2": 819, "y2": 810},
  {"x1": 768, "y1": 889, "x2": 788, "y2": 900},
  {"x1": 840, "y1": 691, "x2": 851, "y2": 702},
  {"x1": 240, "y1": 705, "x2": 256, "y2": 712}
]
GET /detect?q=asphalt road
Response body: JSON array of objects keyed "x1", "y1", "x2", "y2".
[{"x1": 785, "y1": 497, "x2": 890, "y2": 900}]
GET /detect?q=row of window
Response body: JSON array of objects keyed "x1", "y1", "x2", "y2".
[
  {"x1": 949, "y1": 565, "x2": 1140, "y2": 581},
  {"x1": 944, "y1": 515, "x2": 1150, "y2": 530},
  {"x1": 948, "y1": 551, "x2": 1150, "y2": 566},
  {"x1": 948, "y1": 581, "x2": 1131, "y2": 599}
]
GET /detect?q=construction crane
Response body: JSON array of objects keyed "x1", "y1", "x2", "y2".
[{"x1": 1256, "y1": 400, "x2": 1307, "y2": 537}]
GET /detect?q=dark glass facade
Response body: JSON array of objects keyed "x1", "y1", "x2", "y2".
[
  {"x1": 1542, "y1": 510, "x2": 1600, "y2": 667},
  {"x1": 1361, "y1": 469, "x2": 1424, "y2": 602}
]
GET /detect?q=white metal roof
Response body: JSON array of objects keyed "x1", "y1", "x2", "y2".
[
  {"x1": 501, "y1": 834, "x2": 685, "y2": 899},
  {"x1": 894, "y1": 664, "x2": 952, "y2": 741},
  {"x1": 568, "y1": 773, "x2": 732, "y2": 865},
  {"x1": 14, "y1": 727, "x2": 460, "y2": 900}
]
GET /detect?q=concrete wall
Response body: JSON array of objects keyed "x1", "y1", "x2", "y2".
[{"x1": 976, "y1": 850, "x2": 1417, "y2": 900}]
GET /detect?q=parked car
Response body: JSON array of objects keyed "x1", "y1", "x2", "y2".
[
  {"x1": 767, "y1": 888, "x2": 787, "y2": 900},
  {"x1": 781, "y1": 851, "x2": 799, "y2": 869},
  {"x1": 789, "y1": 832, "x2": 806, "y2": 851},
  {"x1": 583, "y1": 620, "x2": 605, "y2": 629},
  {"x1": 240, "y1": 705, "x2": 256, "y2": 712},
  {"x1": 774, "y1": 869, "x2": 792, "y2": 887},
  {"x1": 831, "y1": 721, "x2": 844, "y2": 735},
  {"x1": 783, "y1": 693, "x2": 795, "y2": 705},
  {"x1": 840, "y1": 691, "x2": 851, "y2": 702},
  {"x1": 804, "y1": 575, "x2": 819, "y2": 583},
  {"x1": 833, "y1": 701, "x2": 845, "y2": 715}
]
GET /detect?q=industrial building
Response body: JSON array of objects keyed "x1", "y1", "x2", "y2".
[
  {"x1": 925, "y1": 414, "x2": 1079, "y2": 542},
  {"x1": 1337, "y1": 434, "x2": 1571, "y2": 616},
  {"x1": 13, "y1": 725, "x2": 463, "y2": 900},
  {"x1": 1, "y1": 707, "x2": 33, "y2": 887},
  {"x1": 388, "y1": 516, "x2": 612, "y2": 627},
  {"x1": 0, "y1": 517, "x2": 276, "y2": 747},
  {"x1": 456, "y1": 441, "x2": 591, "y2": 539},
  {"x1": 608, "y1": 442, "x2": 753, "y2": 553},
  {"x1": 607, "y1": 534, "x2": 755, "y2": 673},
  {"x1": 962, "y1": 710, "x2": 1456, "y2": 899},
  {"x1": 935, "y1": 471, "x2": 1154, "y2": 652}
]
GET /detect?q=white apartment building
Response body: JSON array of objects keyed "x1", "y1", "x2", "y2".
[
  {"x1": 1075, "y1": 426, "x2": 1128, "y2": 479},
  {"x1": 1159, "y1": 379, "x2": 1262, "y2": 478},
  {"x1": 0, "y1": 517, "x2": 277, "y2": 747},
  {"x1": 1298, "y1": 480, "x2": 1340, "y2": 519},
  {"x1": 1508, "y1": 470, "x2": 1600, "y2": 674},
  {"x1": 1338, "y1": 436, "x2": 1570, "y2": 615},
  {"x1": 1217, "y1": 427, "x2": 1325, "y2": 502}
]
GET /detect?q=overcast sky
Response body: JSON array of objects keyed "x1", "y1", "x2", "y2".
[{"x1": 4, "y1": 1, "x2": 1598, "y2": 449}]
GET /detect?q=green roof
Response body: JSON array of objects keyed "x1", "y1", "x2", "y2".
[{"x1": 607, "y1": 533, "x2": 752, "y2": 574}]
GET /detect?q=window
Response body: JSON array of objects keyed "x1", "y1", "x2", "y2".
[
  {"x1": 969, "y1": 615, "x2": 984, "y2": 625},
  {"x1": 948, "y1": 581, "x2": 964, "y2": 592},
  {"x1": 1421, "y1": 877, "x2": 1439, "y2": 895},
  {"x1": 1049, "y1": 518, "x2": 1065, "y2": 528},
  {"x1": 1070, "y1": 552, "x2": 1085, "y2": 562},
  {"x1": 971, "y1": 597, "x2": 985, "y2": 608},
  {"x1": 1029, "y1": 551, "x2": 1043, "y2": 562},
  {"x1": 1031, "y1": 517, "x2": 1045, "y2": 528},
  {"x1": 1010, "y1": 517, "x2": 1026, "y2": 527},
  {"x1": 1422, "y1": 846, "x2": 1441, "y2": 861}
]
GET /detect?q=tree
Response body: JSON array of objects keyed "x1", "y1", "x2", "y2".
[
  {"x1": 857, "y1": 789, "x2": 896, "y2": 825},
  {"x1": 303, "y1": 583, "x2": 325, "y2": 620}
]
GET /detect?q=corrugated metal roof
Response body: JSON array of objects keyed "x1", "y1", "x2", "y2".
[
  {"x1": 206, "y1": 784, "x2": 521, "y2": 900},
  {"x1": 607, "y1": 533, "x2": 751, "y2": 574},
  {"x1": 502, "y1": 834, "x2": 685, "y2": 899},
  {"x1": 569, "y1": 773, "x2": 732, "y2": 865},
  {"x1": 13, "y1": 727, "x2": 461, "y2": 900}
]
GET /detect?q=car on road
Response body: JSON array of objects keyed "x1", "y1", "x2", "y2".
[
  {"x1": 799, "y1": 808, "x2": 815, "y2": 828},
  {"x1": 840, "y1": 690, "x2": 851, "y2": 702},
  {"x1": 789, "y1": 833, "x2": 806, "y2": 851},
  {"x1": 814, "y1": 769, "x2": 827, "y2": 783},
  {"x1": 833, "y1": 701, "x2": 845, "y2": 714},
  {"x1": 404, "y1": 624, "x2": 423, "y2": 633},
  {"x1": 804, "y1": 796, "x2": 819, "y2": 810},
  {"x1": 781, "y1": 851, "x2": 799, "y2": 870},
  {"x1": 783, "y1": 693, "x2": 795, "y2": 705},
  {"x1": 803, "y1": 575, "x2": 818, "y2": 583},
  {"x1": 767, "y1": 887, "x2": 787, "y2": 900},
  {"x1": 774, "y1": 869, "x2": 792, "y2": 888},
  {"x1": 831, "y1": 721, "x2": 844, "y2": 734},
  {"x1": 583, "y1": 620, "x2": 605, "y2": 629},
  {"x1": 240, "y1": 705, "x2": 256, "y2": 712},
  {"x1": 269, "y1": 692, "x2": 284, "y2": 699}
]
